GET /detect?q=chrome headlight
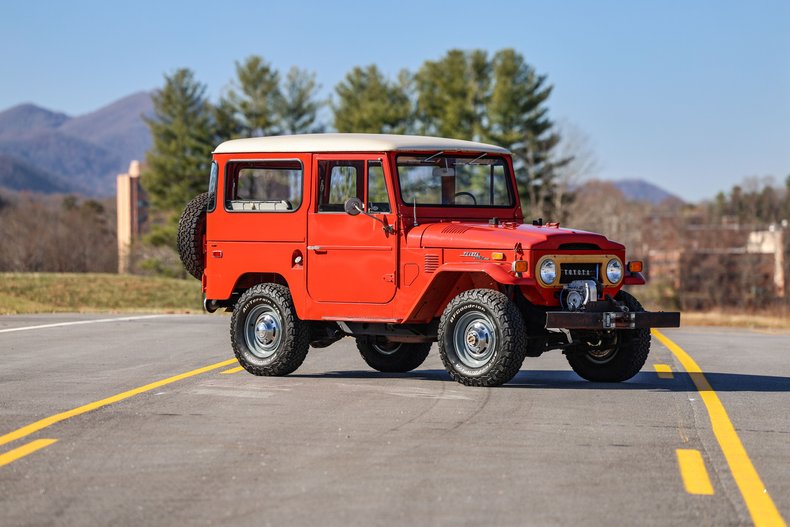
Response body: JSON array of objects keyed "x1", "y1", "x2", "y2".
[
  {"x1": 606, "y1": 259, "x2": 623, "y2": 283},
  {"x1": 539, "y1": 258, "x2": 557, "y2": 285}
]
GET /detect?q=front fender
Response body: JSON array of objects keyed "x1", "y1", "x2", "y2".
[{"x1": 402, "y1": 262, "x2": 536, "y2": 322}]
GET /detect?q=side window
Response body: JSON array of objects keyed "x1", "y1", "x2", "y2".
[
  {"x1": 318, "y1": 160, "x2": 363, "y2": 212},
  {"x1": 366, "y1": 161, "x2": 390, "y2": 213},
  {"x1": 207, "y1": 161, "x2": 218, "y2": 212},
  {"x1": 225, "y1": 160, "x2": 302, "y2": 212}
]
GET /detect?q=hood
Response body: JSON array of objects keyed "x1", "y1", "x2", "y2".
[{"x1": 413, "y1": 222, "x2": 624, "y2": 252}]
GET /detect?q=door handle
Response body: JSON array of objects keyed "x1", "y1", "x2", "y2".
[{"x1": 307, "y1": 245, "x2": 327, "y2": 254}]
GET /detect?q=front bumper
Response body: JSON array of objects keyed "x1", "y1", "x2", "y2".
[{"x1": 545, "y1": 310, "x2": 681, "y2": 330}]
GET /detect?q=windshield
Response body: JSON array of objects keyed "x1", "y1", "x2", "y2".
[{"x1": 397, "y1": 154, "x2": 514, "y2": 207}]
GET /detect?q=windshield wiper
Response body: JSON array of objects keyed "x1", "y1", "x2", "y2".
[
  {"x1": 421, "y1": 151, "x2": 444, "y2": 163},
  {"x1": 460, "y1": 153, "x2": 487, "y2": 165}
]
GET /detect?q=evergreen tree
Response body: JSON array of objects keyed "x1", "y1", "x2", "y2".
[
  {"x1": 415, "y1": 49, "x2": 486, "y2": 139},
  {"x1": 414, "y1": 48, "x2": 568, "y2": 218},
  {"x1": 212, "y1": 97, "x2": 245, "y2": 142},
  {"x1": 333, "y1": 65, "x2": 412, "y2": 133},
  {"x1": 277, "y1": 66, "x2": 323, "y2": 134},
  {"x1": 485, "y1": 49, "x2": 568, "y2": 219},
  {"x1": 222, "y1": 55, "x2": 282, "y2": 137},
  {"x1": 143, "y1": 68, "x2": 214, "y2": 214}
]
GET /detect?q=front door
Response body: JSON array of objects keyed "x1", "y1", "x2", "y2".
[{"x1": 306, "y1": 155, "x2": 398, "y2": 304}]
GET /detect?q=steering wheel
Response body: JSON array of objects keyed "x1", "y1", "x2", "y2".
[{"x1": 454, "y1": 191, "x2": 477, "y2": 205}]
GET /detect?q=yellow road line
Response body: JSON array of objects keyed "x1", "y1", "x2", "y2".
[
  {"x1": 676, "y1": 448, "x2": 715, "y2": 495},
  {"x1": 653, "y1": 329, "x2": 786, "y2": 527},
  {"x1": 654, "y1": 363, "x2": 674, "y2": 379},
  {"x1": 0, "y1": 439, "x2": 58, "y2": 468},
  {"x1": 219, "y1": 366, "x2": 244, "y2": 375},
  {"x1": 0, "y1": 358, "x2": 237, "y2": 448}
]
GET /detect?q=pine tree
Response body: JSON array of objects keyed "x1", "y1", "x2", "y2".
[
  {"x1": 415, "y1": 49, "x2": 486, "y2": 139},
  {"x1": 413, "y1": 48, "x2": 568, "y2": 219},
  {"x1": 485, "y1": 49, "x2": 569, "y2": 219},
  {"x1": 143, "y1": 68, "x2": 214, "y2": 214},
  {"x1": 222, "y1": 55, "x2": 282, "y2": 137},
  {"x1": 333, "y1": 65, "x2": 412, "y2": 134},
  {"x1": 277, "y1": 66, "x2": 323, "y2": 134}
]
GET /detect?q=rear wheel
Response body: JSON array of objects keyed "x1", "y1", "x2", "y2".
[
  {"x1": 356, "y1": 337, "x2": 431, "y2": 373},
  {"x1": 438, "y1": 289, "x2": 527, "y2": 387},
  {"x1": 230, "y1": 283, "x2": 309, "y2": 376},
  {"x1": 565, "y1": 290, "x2": 650, "y2": 382}
]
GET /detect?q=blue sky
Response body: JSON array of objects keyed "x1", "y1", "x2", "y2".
[{"x1": 0, "y1": 0, "x2": 788, "y2": 201}]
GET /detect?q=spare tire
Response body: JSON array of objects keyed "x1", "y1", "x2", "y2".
[{"x1": 177, "y1": 192, "x2": 209, "y2": 280}]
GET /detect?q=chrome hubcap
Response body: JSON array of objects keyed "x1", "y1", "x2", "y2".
[
  {"x1": 244, "y1": 305, "x2": 283, "y2": 359},
  {"x1": 453, "y1": 311, "x2": 497, "y2": 368},
  {"x1": 373, "y1": 341, "x2": 402, "y2": 356}
]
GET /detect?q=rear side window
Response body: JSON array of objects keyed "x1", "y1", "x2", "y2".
[
  {"x1": 225, "y1": 160, "x2": 303, "y2": 212},
  {"x1": 207, "y1": 161, "x2": 218, "y2": 212}
]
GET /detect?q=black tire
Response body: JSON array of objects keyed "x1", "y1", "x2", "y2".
[
  {"x1": 177, "y1": 192, "x2": 209, "y2": 280},
  {"x1": 438, "y1": 289, "x2": 528, "y2": 387},
  {"x1": 356, "y1": 337, "x2": 432, "y2": 373},
  {"x1": 230, "y1": 283, "x2": 309, "y2": 376},
  {"x1": 566, "y1": 290, "x2": 651, "y2": 382}
]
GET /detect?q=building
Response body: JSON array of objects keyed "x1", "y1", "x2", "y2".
[{"x1": 116, "y1": 161, "x2": 146, "y2": 273}]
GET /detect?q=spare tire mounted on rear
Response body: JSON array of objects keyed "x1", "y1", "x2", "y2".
[{"x1": 177, "y1": 192, "x2": 209, "y2": 280}]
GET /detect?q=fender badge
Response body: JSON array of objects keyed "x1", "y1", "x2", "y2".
[{"x1": 461, "y1": 251, "x2": 490, "y2": 260}]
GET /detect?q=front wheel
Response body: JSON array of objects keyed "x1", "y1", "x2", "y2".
[
  {"x1": 230, "y1": 283, "x2": 309, "y2": 376},
  {"x1": 438, "y1": 289, "x2": 527, "y2": 387},
  {"x1": 356, "y1": 338, "x2": 432, "y2": 373},
  {"x1": 565, "y1": 290, "x2": 651, "y2": 382}
]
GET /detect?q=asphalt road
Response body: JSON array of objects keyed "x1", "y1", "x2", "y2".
[{"x1": 0, "y1": 314, "x2": 788, "y2": 527}]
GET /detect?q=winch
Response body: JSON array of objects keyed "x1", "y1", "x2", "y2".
[{"x1": 560, "y1": 279, "x2": 599, "y2": 311}]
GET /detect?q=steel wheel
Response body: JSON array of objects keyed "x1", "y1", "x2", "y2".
[
  {"x1": 438, "y1": 288, "x2": 527, "y2": 387},
  {"x1": 244, "y1": 304, "x2": 283, "y2": 359},
  {"x1": 371, "y1": 341, "x2": 402, "y2": 356},
  {"x1": 230, "y1": 283, "x2": 309, "y2": 376},
  {"x1": 452, "y1": 311, "x2": 498, "y2": 369}
]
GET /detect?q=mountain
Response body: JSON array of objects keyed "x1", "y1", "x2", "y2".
[
  {"x1": 0, "y1": 104, "x2": 70, "y2": 137},
  {"x1": 0, "y1": 92, "x2": 153, "y2": 196},
  {"x1": 0, "y1": 154, "x2": 80, "y2": 194},
  {"x1": 59, "y1": 92, "x2": 153, "y2": 166},
  {"x1": 612, "y1": 179, "x2": 682, "y2": 205},
  {"x1": 0, "y1": 129, "x2": 120, "y2": 195}
]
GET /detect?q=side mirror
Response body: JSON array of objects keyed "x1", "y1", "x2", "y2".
[
  {"x1": 343, "y1": 197, "x2": 395, "y2": 235},
  {"x1": 344, "y1": 197, "x2": 364, "y2": 216}
]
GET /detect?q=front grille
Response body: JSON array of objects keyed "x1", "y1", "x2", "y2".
[{"x1": 559, "y1": 263, "x2": 599, "y2": 284}]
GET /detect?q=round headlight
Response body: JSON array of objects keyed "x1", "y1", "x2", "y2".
[
  {"x1": 540, "y1": 259, "x2": 557, "y2": 285},
  {"x1": 606, "y1": 259, "x2": 623, "y2": 283}
]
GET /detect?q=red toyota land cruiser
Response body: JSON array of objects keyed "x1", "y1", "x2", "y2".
[{"x1": 178, "y1": 133, "x2": 679, "y2": 387}]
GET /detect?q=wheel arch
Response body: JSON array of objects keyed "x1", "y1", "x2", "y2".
[{"x1": 405, "y1": 270, "x2": 504, "y2": 322}]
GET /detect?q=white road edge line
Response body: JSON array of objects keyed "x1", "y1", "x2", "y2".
[{"x1": 0, "y1": 315, "x2": 168, "y2": 334}]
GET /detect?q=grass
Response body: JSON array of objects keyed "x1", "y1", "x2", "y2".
[
  {"x1": 0, "y1": 273, "x2": 204, "y2": 314},
  {"x1": 680, "y1": 311, "x2": 790, "y2": 331},
  {"x1": 2, "y1": 273, "x2": 789, "y2": 331}
]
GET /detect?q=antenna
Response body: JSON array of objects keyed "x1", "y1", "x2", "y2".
[{"x1": 413, "y1": 198, "x2": 419, "y2": 227}]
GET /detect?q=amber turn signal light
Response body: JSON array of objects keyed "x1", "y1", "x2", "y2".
[
  {"x1": 511, "y1": 260, "x2": 528, "y2": 273},
  {"x1": 627, "y1": 261, "x2": 643, "y2": 273},
  {"x1": 491, "y1": 252, "x2": 505, "y2": 261}
]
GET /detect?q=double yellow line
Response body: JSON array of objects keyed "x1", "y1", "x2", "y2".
[{"x1": 653, "y1": 329, "x2": 786, "y2": 527}]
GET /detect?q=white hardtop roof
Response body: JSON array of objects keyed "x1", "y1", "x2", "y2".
[{"x1": 213, "y1": 133, "x2": 510, "y2": 155}]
